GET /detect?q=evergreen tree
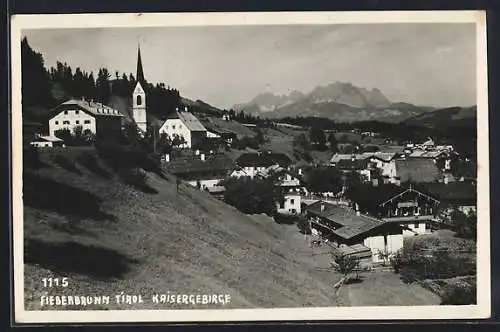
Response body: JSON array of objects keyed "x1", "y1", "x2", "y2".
[{"x1": 21, "y1": 37, "x2": 54, "y2": 109}]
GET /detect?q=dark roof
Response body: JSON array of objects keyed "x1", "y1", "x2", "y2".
[
  {"x1": 203, "y1": 122, "x2": 237, "y2": 137},
  {"x1": 306, "y1": 201, "x2": 394, "y2": 240},
  {"x1": 163, "y1": 153, "x2": 236, "y2": 177},
  {"x1": 395, "y1": 158, "x2": 440, "y2": 183},
  {"x1": 236, "y1": 152, "x2": 292, "y2": 168},
  {"x1": 336, "y1": 158, "x2": 369, "y2": 170},
  {"x1": 136, "y1": 45, "x2": 145, "y2": 85},
  {"x1": 50, "y1": 99, "x2": 124, "y2": 118},
  {"x1": 420, "y1": 182, "x2": 477, "y2": 203}
]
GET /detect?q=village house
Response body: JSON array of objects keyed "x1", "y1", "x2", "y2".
[
  {"x1": 47, "y1": 98, "x2": 123, "y2": 138},
  {"x1": 346, "y1": 184, "x2": 441, "y2": 237},
  {"x1": 231, "y1": 152, "x2": 292, "y2": 179},
  {"x1": 203, "y1": 122, "x2": 237, "y2": 145},
  {"x1": 393, "y1": 158, "x2": 441, "y2": 184},
  {"x1": 30, "y1": 135, "x2": 65, "y2": 148},
  {"x1": 305, "y1": 201, "x2": 404, "y2": 265},
  {"x1": 161, "y1": 151, "x2": 236, "y2": 191},
  {"x1": 158, "y1": 108, "x2": 208, "y2": 149},
  {"x1": 271, "y1": 168, "x2": 305, "y2": 215}
]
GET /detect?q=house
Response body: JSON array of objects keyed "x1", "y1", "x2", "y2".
[
  {"x1": 421, "y1": 181, "x2": 477, "y2": 215},
  {"x1": 345, "y1": 184, "x2": 441, "y2": 237},
  {"x1": 305, "y1": 201, "x2": 403, "y2": 264},
  {"x1": 232, "y1": 152, "x2": 292, "y2": 179},
  {"x1": 158, "y1": 108, "x2": 207, "y2": 149},
  {"x1": 203, "y1": 122, "x2": 237, "y2": 145},
  {"x1": 161, "y1": 152, "x2": 236, "y2": 191},
  {"x1": 48, "y1": 99, "x2": 123, "y2": 138},
  {"x1": 333, "y1": 158, "x2": 372, "y2": 183},
  {"x1": 394, "y1": 158, "x2": 441, "y2": 184},
  {"x1": 30, "y1": 135, "x2": 65, "y2": 148},
  {"x1": 272, "y1": 168, "x2": 305, "y2": 215}
]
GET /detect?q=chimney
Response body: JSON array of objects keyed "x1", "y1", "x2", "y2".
[{"x1": 200, "y1": 153, "x2": 205, "y2": 161}]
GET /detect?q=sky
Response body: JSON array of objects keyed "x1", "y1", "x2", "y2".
[{"x1": 22, "y1": 24, "x2": 477, "y2": 109}]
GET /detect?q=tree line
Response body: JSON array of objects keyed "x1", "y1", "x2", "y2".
[{"x1": 21, "y1": 37, "x2": 181, "y2": 119}]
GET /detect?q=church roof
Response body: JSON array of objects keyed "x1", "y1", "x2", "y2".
[{"x1": 136, "y1": 45, "x2": 145, "y2": 85}]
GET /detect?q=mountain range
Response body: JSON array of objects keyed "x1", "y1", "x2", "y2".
[{"x1": 233, "y1": 81, "x2": 440, "y2": 123}]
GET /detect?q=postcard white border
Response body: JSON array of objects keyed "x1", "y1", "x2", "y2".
[{"x1": 11, "y1": 10, "x2": 490, "y2": 323}]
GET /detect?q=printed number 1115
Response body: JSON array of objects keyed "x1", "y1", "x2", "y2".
[{"x1": 42, "y1": 277, "x2": 69, "y2": 287}]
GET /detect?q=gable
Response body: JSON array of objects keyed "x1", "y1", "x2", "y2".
[{"x1": 134, "y1": 81, "x2": 145, "y2": 95}]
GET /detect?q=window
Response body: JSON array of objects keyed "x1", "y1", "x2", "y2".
[
  {"x1": 64, "y1": 111, "x2": 68, "y2": 115},
  {"x1": 136, "y1": 95, "x2": 142, "y2": 106},
  {"x1": 76, "y1": 120, "x2": 80, "y2": 124},
  {"x1": 63, "y1": 121, "x2": 70, "y2": 125},
  {"x1": 55, "y1": 121, "x2": 59, "y2": 125},
  {"x1": 290, "y1": 199, "x2": 295, "y2": 205},
  {"x1": 414, "y1": 222, "x2": 419, "y2": 228},
  {"x1": 84, "y1": 120, "x2": 91, "y2": 124},
  {"x1": 172, "y1": 125, "x2": 176, "y2": 130},
  {"x1": 75, "y1": 110, "x2": 79, "y2": 115}
]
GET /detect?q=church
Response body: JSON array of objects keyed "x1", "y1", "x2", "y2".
[{"x1": 131, "y1": 45, "x2": 207, "y2": 148}]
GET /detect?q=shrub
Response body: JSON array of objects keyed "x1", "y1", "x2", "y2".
[
  {"x1": 296, "y1": 215, "x2": 311, "y2": 234},
  {"x1": 77, "y1": 152, "x2": 111, "y2": 179},
  {"x1": 119, "y1": 168, "x2": 157, "y2": 194},
  {"x1": 53, "y1": 154, "x2": 81, "y2": 174},
  {"x1": 441, "y1": 280, "x2": 476, "y2": 305}
]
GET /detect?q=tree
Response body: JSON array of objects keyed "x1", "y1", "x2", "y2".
[
  {"x1": 54, "y1": 128, "x2": 73, "y2": 144},
  {"x1": 222, "y1": 177, "x2": 283, "y2": 215},
  {"x1": 328, "y1": 133, "x2": 339, "y2": 152},
  {"x1": 21, "y1": 37, "x2": 54, "y2": 109},
  {"x1": 309, "y1": 127, "x2": 326, "y2": 149},
  {"x1": 303, "y1": 167, "x2": 343, "y2": 194},
  {"x1": 451, "y1": 209, "x2": 477, "y2": 240},
  {"x1": 332, "y1": 254, "x2": 361, "y2": 294},
  {"x1": 293, "y1": 133, "x2": 310, "y2": 151}
]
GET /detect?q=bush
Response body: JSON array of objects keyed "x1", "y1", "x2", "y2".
[
  {"x1": 53, "y1": 154, "x2": 81, "y2": 174},
  {"x1": 441, "y1": 281, "x2": 476, "y2": 305},
  {"x1": 296, "y1": 215, "x2": 311, "y2": 234},
  {"x1": 119, "y1": 168, "x2": 157, "y2": 194},
  {"x1": 77, "y1": 152, "x2": 112, "y2": 179}
]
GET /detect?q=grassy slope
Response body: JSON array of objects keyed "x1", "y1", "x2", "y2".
[
  {"x1": 24, "y1": 151, "x2": 344, "y2": 310},
  {"x1": 24, "y1": 151, "x2": 439, "y2": 310}
]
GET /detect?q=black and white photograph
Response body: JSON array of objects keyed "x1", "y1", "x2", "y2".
[{"x1": 11, "y1": 11, "x2": 490, "y2": 323}]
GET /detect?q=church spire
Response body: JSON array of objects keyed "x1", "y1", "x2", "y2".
[{"x1": 136, "y1": 44, "x2": 145, "y2": 84}]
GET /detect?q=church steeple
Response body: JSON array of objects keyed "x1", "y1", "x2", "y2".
[{"x1": 136, "y1": 44, "x2": 145, "y2": 85}]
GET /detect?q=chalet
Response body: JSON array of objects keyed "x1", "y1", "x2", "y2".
[
  {"x1": 305, "y1": 201, "x2": 403, "y2": 264},
  {"x1": 162, "y1": 152, "x2": 236, "y2": 191},
  {"x1": 232, "y1": 152, "x2": 292, "y2": 179},
  {"x1": 48, "y1": 99, "x2": 123, "y2": 138},
  {"x1": 345, "y1": 184, "x2": 441, "y2": 237},
  {"x1": 159, "y1": 108, "x2": 207, "y2": 149},
  {"x1": 421, "y1": 181, "x2": 477, "y2": 215},
  {"x1": 30, "y1": 135, "x2": 65, "y2": 148}
]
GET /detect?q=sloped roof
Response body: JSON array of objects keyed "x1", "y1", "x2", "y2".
[
  {"x1": 395, "y1": 158, "x2": 440, "y2": 183},
  {"x1": 420, "y1": 182, "x2": 476, "y2": 203},
  {"x1": 166, "y1": 111, "x2": 207, "y2": 132},
  {"x1": 236, "y1": 152, "x2": 292, "y2": 168},
  {"x1": 336, "y1": 158, "x2": 369, "y2": 170},
  {"x1": 32, "y1": 135, "x2": 64, "y2": 142},
  {"x1": 330, "y1": 151, "x2": 396, "y2": 164},
  {"x1": 163, "y1": 153, "x2": 236, "y2": 176},
  {"x1": 52, "y1": 99, "x2": 123, "y2": 118},
  {"x1": 408, "y1": 150, "x2": 448, "y2": 158},
  {"x1": 306, "y1": 201, "x2": 394, "y2": 240}
]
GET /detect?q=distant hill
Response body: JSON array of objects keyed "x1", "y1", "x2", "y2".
[
  {"x1": 403, "y1": 106, "x2": 477, "y2": 129},
  {"x1": 233, "y1": 81, "x2": 431, "y2": 123}
]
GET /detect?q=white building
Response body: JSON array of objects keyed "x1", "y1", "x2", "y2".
[
  {"x1": 30, "y1": 135, "x2": 65, "y2": 148},
  {"x1": 158, "y1": 108, "x2": 207, "y2": 149},
  {"x1": 48, "y1": 99, "x2": 123, "y2": 138},
  {"x1": 132, "y1": 45, "x2": 148, "y2": 133}
]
